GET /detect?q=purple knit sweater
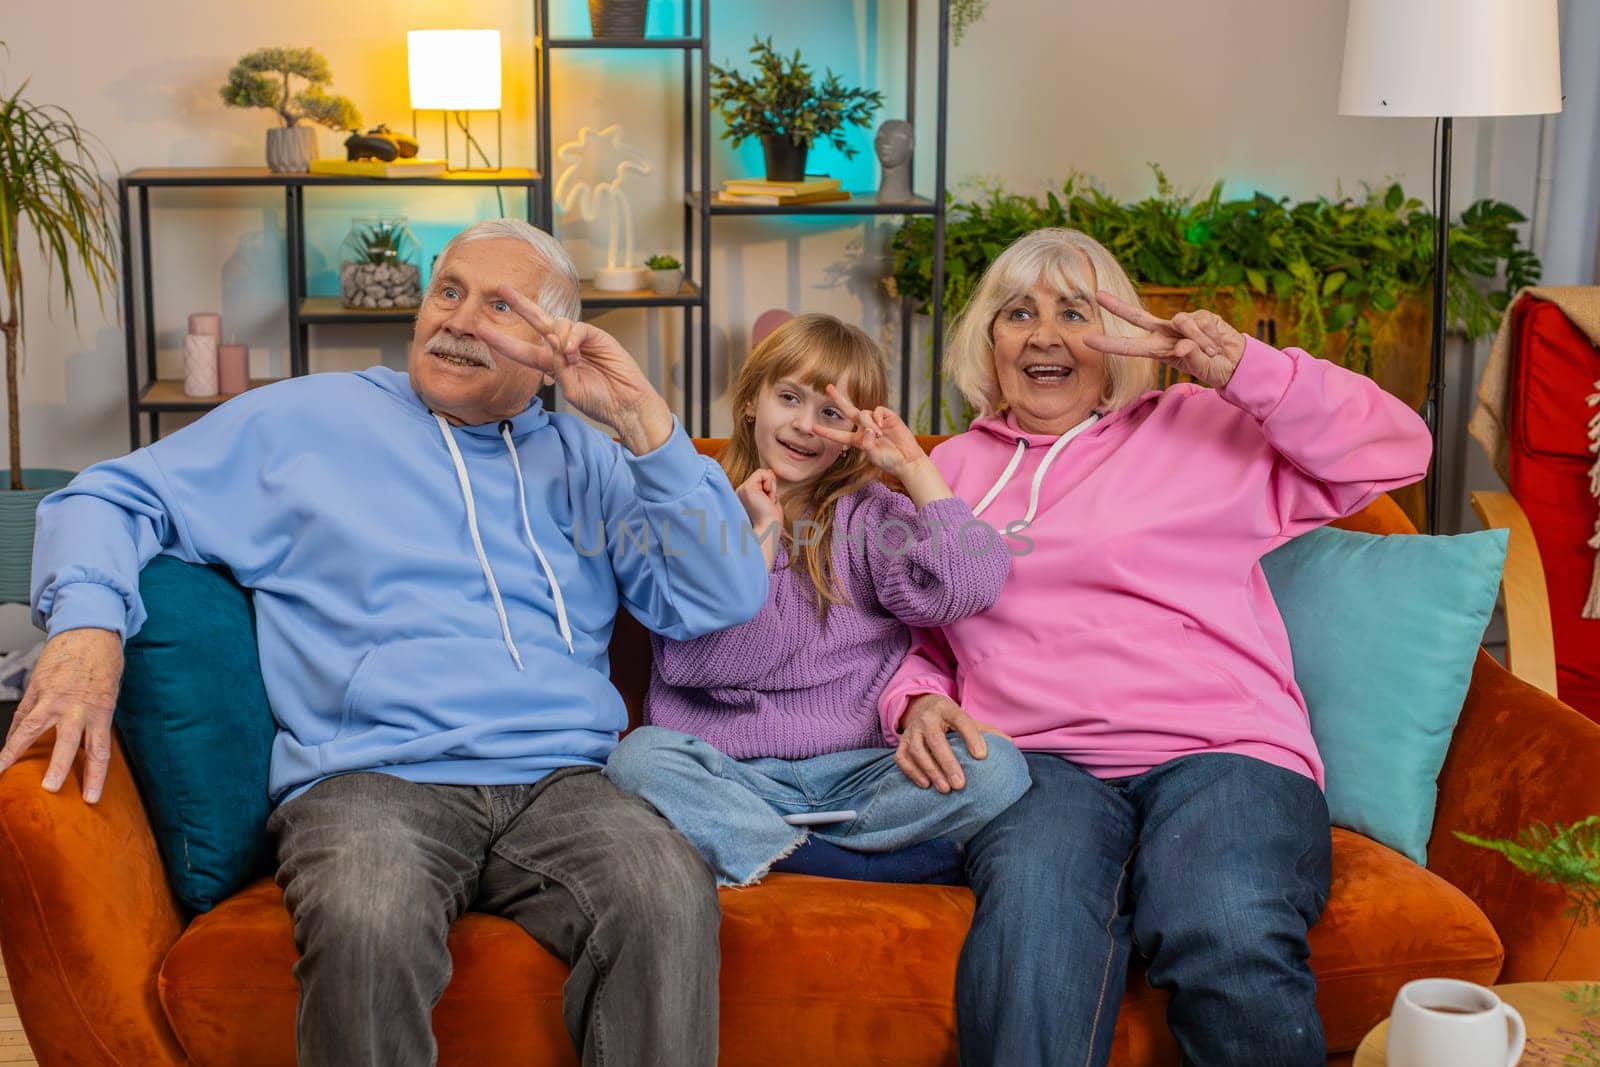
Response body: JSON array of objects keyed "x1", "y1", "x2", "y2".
[{"x1": 645, "y1": 481, "x2": 1011, "y2": 759}]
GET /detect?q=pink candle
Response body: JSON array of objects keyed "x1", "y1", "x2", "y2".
[
  {"x1": 188, "y1": 312, "x2": 222, "y2": 338},
  {"x1": 218, "y1": 344, "x2": 249, "y2": 395}
]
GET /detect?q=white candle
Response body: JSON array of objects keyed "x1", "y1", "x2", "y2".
[
  {"x1": 183, "y1": 334, "x2": 219, "y2": 397},
  {"x1": 188, "y1": 312, "x2": 222, "y2": 338}
]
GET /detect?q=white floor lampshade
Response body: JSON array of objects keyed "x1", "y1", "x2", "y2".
[{"x1": 1338, "y1": 0, "x2": 1561, "y2": 532}]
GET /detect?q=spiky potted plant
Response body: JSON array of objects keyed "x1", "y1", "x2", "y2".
[
  {"x1": 709, "y1": 36, "x2": 883, "y2": 182},
  {"x1": 340, "y1": 217, "x2": 422, "y2": 310},
  {"x1": 220, "y1": 46, "x2": 361, "y2": 174},
  {"x1": 0, "y1": 52, "x2": 118, "y2": 601}
]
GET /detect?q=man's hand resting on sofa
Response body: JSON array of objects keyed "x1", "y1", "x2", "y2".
[
  {"x1": 0, "y1": 628, "x2": 123, "y2": 804},
  {"x1": 895, "y1": 693, "x2": 1008, "y2": 794}
]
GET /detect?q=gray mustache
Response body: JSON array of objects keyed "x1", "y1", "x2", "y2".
[{"x1": 425, "y1": 333, "x2": 495, "y2": 368}]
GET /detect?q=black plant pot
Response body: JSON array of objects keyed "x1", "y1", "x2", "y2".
[
  {"x1": 589, "y1": 0, "x2": 648, "y2": 37},
  {"x1": 761, "y1": 136, "x2": 808, "y2": 182}
]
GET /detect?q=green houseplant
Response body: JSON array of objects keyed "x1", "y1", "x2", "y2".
[
  {"x1": 220, "y1": 47, "x2": 361, "y2": 174},
  {"x1": 1457, "y1": 818, "x2": 1600, "y2": 1064},
  {"x1": 709, "y1": 37, "x2": 884, "y2": 182},
  {"x1": 339, "y1": 217, "x2": 422, "y2": 310},
  {"x1": 891, "y1": 168, "x2": 1538, "y2": 426},
  {"x1": 0, "y1": 54, "x2": 119, "y2": 601},
  {"x1": 645, "y1": 253, "x2": 683, "y2": 296}
]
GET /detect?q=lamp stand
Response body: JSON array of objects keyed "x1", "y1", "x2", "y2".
[
  {"x1": 1424, "y1": 116, "x2": 1452, "y2": 535},
  {"x1": 412, "y1": 110, "x2": 503, "y2": 172}
]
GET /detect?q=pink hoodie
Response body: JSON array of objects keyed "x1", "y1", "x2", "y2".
[{"x1": 878, "y1": 337, "x2": 1432, "y2": 787}]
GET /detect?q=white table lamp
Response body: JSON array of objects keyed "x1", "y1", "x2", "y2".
[{"x1": 408, "y1": 29, "x2": 504, "y2": 171}]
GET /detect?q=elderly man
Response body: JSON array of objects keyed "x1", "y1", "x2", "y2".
[{"x1": 0, "y1": 218, "x2": 768, "y2": 1066}]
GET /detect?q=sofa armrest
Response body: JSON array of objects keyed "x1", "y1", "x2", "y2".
[
  {"x1": 0, "y1": 733, "x2": 187, "y2": 1065},
  {"x1": 1427, "y1": 651, "x2": 1600, "y2": 981},
  {"x1": 1469, "y1": 490, "x2": 1558, "y2": 697}
]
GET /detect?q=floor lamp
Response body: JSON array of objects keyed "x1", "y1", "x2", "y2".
[{"x1": 1338, "y1": 0, "x2": 1561, "y2": 533}]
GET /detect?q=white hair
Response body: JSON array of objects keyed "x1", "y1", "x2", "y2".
[
  {"x1": 944, "y1": 228, "x2": 1155, "y2": 418},
  {"x1": 431, "y1": 218, "x2": 581, "y2": 320}
]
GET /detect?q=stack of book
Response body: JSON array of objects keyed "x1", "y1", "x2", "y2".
[
  {"x1": 308, "y1": 158, "x2": 448, "y2": 179},
  {"x1": 714, "y1": 176, "x2": 849, "y2": 206}
]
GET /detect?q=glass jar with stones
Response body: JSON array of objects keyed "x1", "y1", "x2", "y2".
[{"x1": 339, "y1": 216, "x2": 423, "y2": 310}]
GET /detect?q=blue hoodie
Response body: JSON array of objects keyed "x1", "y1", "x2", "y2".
[{"x1": 33, "y1": 367, "x2": 767, "y2": 802}]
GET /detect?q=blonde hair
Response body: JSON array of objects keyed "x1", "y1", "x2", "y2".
[
  {"x1": 722, "y1": 314, "x2": 888, "y2": 620},
  {"x1": 944, "y1": 228, "x2": 1155, "y2": 419}
]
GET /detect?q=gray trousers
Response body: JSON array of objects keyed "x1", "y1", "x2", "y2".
[{"x1": 267, "y1": 766, "x2": 719, "y2": 1067}]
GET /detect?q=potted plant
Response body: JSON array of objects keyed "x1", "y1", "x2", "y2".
[
  {"x1": 1456, "y1": 818, "x2": 1600, "y2": 1063},
  {"x1": 709, "y1": 37, "x2": 884, "y2": 182},
  {"x1": 340, "y1": 217, "x2": 422, "y2": 310},
  {"x1": 891, "y1": 168, "x2": 1536, "y2": 405},
  {"x1": 588, "y1": 0, "x2": 648, "y2": 38},
  {"x1": 220, "y1": 47, "x2": 361, "y2": 174},
  {"x1": 0, "y1": 58, "x2": 119, "y2": 602},
  {"x1": 645, "y1": 254, "x2": 682, "y2": 296}
]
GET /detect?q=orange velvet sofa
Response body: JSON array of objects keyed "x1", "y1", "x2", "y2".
[{"x1": 3, "y1": 439, "x2": 1600, "y2": 1067}]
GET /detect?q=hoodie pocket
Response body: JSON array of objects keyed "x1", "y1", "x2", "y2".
[{"x1": 956, "y1": 619, "x2": 1258, "y2": 753}]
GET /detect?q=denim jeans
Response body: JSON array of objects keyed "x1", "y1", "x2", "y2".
[
  {"x1": 604, "y1": 725, "x2": 1031, "y2": 885},
  {"x1": 957, "y1": 752, "x2": 1333, "y2": 1067},
  {"x1": 268, "y1": 767, "x2": 719, "y2": 1067}
]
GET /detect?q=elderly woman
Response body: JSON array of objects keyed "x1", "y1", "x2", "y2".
[{"x1": 877, "y1": 228, "x2": 1430, "y2": 1066}]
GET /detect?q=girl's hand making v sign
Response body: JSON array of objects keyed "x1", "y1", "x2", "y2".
[{"x1": 811, "y1": 386, "x2": 953, "y2": 508}]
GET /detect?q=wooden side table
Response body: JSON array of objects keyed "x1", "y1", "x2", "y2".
[{"x1": 1354, "y1": 982, "x2": 1597, "y2": 1065}]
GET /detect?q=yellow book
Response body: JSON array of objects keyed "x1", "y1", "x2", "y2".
[
  {"x1": 715, "y1": 189, "x2": 852, "y2": 206},
  {"x1": 309, "y1": 158, "x2": 448, "y2": 178},
  {"x1": 721, "y1": 176, "x2": 841, "y2": 197}
]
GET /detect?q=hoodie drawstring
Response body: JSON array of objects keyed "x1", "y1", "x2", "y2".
[
  {"x1": 501, "y1": 422, "x2": 575, "y2": 654},
  {"x1": 972, "y1": 413, "x2": 1100, "y2": 527},
  {"x1": 436, "y1": 414, "x2": 525, "y2": 671}
]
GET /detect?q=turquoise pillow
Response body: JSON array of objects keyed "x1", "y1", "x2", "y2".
[
  {"x1": 1260, "y1": 526, "x2": 1508, "y2": 866},
  {"x1": 116, "y1": 555, "x2": 276, "y2": 912}
]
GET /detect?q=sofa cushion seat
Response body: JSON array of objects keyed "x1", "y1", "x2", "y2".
[{"x1": 157, "y1": 830, "x2": 1502, "y2": 1066}]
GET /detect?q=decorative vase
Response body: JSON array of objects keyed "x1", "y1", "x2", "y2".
[
  {"x1": 265, "y1": 126, "x2": 317, "y2": 174},
  {"x1": 649, "y1": 268, "x2": 683, "y2": 296},
  {"x1": 340, "y1": 216, "x2": 424, "y2": 310},
  {"x1": 0, "y1": 469, "x2": 76, "y2": 604},
  {"x1": 588, "y1": 0, "x2": 648, "y2": 36},
  {"x1": 761, "y1": 135, "x2": 808, "y2": 182}
]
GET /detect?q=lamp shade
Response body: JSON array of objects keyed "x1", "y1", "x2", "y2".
[
  {"x1": 408, "y1": 30, "x2": 503, "y2": 111},
  {"x1": 1339, "y1": 0, "x2": 1561, "y2": 118}
]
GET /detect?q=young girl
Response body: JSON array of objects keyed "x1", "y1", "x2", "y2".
[{"x1": 604, "y1": 313, "x2": 1029, "y2": 886}]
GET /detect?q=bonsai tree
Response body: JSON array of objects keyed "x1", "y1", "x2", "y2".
[
  {"x1": 709, "y1": 37, "x2": 883, "y2": 156},
  {"x1": 220, "y1": 46, "x2": 360, "y2": 130},
  {"x1": 0, "y1": 56, "x2": 118, "y2": 491}
]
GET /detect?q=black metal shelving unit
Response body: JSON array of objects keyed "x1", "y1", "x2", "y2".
[
  {"x1": 534, "y1": 0, "x2": 712, "y2": 433},
  {"x1": 117, "y1": 167, "x2": 544, "y2": 448},
  {"x1": 534, "y1": 0, "x2": 951, "y2": 436}
]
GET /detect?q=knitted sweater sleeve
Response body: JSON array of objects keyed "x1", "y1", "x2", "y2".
[{"x1": 850, "y1": 483, "x2": 1011, "y2": 629}]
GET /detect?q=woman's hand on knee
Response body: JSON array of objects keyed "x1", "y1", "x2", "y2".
[{"x1": 895, "y1": 694, "x2": 1007, "y2": 794}]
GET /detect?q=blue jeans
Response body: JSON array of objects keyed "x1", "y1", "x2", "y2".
[
  {"x1": 604, "y1": 725, "x2": 1031, "y2": 886},
  {"x1": 958, "y1": 752, "x2": 1332, "y2": 1067}
]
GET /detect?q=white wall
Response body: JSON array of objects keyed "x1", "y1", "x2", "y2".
[{"x1": 1, "y1": 0, "x2": 1566, "y2": 645}]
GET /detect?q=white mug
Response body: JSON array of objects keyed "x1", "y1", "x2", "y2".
[{"x1": 1386, "y1": 978, "x2": 1526, "y2": 1067}]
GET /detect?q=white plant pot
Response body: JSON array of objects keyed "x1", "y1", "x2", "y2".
[
  {"x1": 593, "y1": 266, "x2": 649, "y2": 292},
  {"x1": 266, "y1": 126, "x2": 317, "y2": 174},
  {"x1": 649, "y1": 268, "x2": 683, "y2": 296}
]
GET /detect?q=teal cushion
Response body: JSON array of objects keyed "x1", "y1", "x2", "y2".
[
  {"x1": 1261, "y1": 526, "x2": 1508, "y2": 866},
  {"x1": 116, "y1": 555, "x2": 276, "y2": 912}
]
